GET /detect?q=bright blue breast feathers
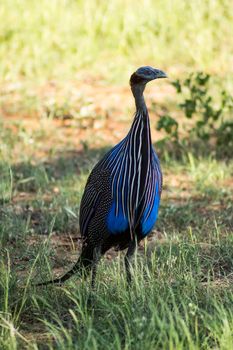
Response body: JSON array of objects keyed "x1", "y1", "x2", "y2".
[
  {"x1": 107, "y1": 201, "x2": 129, "y2": 234},
  {"x1": 99, "y1": 111, "x2": 162, "y2": 236},
  {"x1": 140, "y1": 181, "x2": 160, "y2": 236}
]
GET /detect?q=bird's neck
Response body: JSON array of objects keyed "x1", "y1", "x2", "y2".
[
  {"x1": 130, "y1": 92, "x2": 152, "y2": 149},
  {"x1": 131, "y1": 84, "x2": 147, "y2": 114}
]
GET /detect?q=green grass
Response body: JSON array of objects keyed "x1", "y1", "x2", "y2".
[
  {"x1": 0, "y1": 118, "x2": 233, "y2": 348},
  {"x1": 1, "y1": 1, "x2": 233, "y2": 348},
  {"x1": 1, "y1": 0, "x2": 233, "y2": 84}
]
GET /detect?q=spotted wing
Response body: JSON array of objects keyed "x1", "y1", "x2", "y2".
[
  {"x1": 79, "y1": 166, "x2": 112, "y2": 237},
  {"x1": 79, "y1": 173, "x2": 102, "y2": 237}
]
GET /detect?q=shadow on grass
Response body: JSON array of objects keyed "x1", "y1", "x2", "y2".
[
  {"x1": 0, "y1": 147, "x2": 109, "y2": 241},
  {"x1": 0, "y1": 145, "x2": 232, "y2": 245},
  {"x1": 12, "y1": 146, "x2": 110, "y2": 192}
]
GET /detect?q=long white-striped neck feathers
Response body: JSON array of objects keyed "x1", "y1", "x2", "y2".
[{"x1": 100, "y1": 106, "x2": 154, "y2": 232}]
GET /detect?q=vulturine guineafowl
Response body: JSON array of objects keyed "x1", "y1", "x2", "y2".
[{"x1": 37, "y1": 66, "x2": 167, "y2": 286}]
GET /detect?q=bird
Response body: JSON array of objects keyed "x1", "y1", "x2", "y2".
[{"x1": 36, "y1": 66, "x2": 167, "y2": 287}]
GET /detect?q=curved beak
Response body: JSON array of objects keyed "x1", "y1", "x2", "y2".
[{"x1": 153, "y1": 69, "x2": 168, "y2": 79}]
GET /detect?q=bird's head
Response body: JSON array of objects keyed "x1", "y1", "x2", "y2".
[{"x1": 130, "y1": 66, "x2": 167, "y2": 87}]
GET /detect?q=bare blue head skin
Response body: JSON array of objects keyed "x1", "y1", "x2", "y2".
[{"x1": 130, "y1": 66, "x2": 167, "y2": 112}]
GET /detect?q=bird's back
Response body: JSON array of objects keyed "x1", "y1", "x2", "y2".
[
  {"x1": 79, "y1": 110, "x2": 162, "y2": 248},
  {"x1": 36, "y1": 66, "x2": 166, "y2": 287}
]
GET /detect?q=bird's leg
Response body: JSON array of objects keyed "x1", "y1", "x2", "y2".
[
  {"x1": 124, "y1": 240, "x2": 137, "y2": 284},
  {"x1": 91, "y1": 246, "x2": 101, "y2": 289}
]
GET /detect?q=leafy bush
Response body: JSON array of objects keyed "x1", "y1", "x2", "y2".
[{"x1": 156, "y1": 72, "x2": 233, "y2": 158}]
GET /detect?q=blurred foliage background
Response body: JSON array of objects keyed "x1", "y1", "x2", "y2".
[
  {"x1": 1, "y1": 0, "x2": 233, "y2": 159},
  {"x1": 1, "y1": 0, "x2": 233, "y2": 82}
]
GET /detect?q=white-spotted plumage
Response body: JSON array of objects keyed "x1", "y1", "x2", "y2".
[{"x1": 36, "y1": 66, "x2": 166, "y2": 286}]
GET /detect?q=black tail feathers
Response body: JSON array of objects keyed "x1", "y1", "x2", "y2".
[{"x1": 35, "y1": 247, "x2": 94, "y2": 287}]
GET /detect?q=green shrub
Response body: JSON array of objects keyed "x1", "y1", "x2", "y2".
[{"x1": 156, "y1": 72, "x2": 233, "y2": 158}]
